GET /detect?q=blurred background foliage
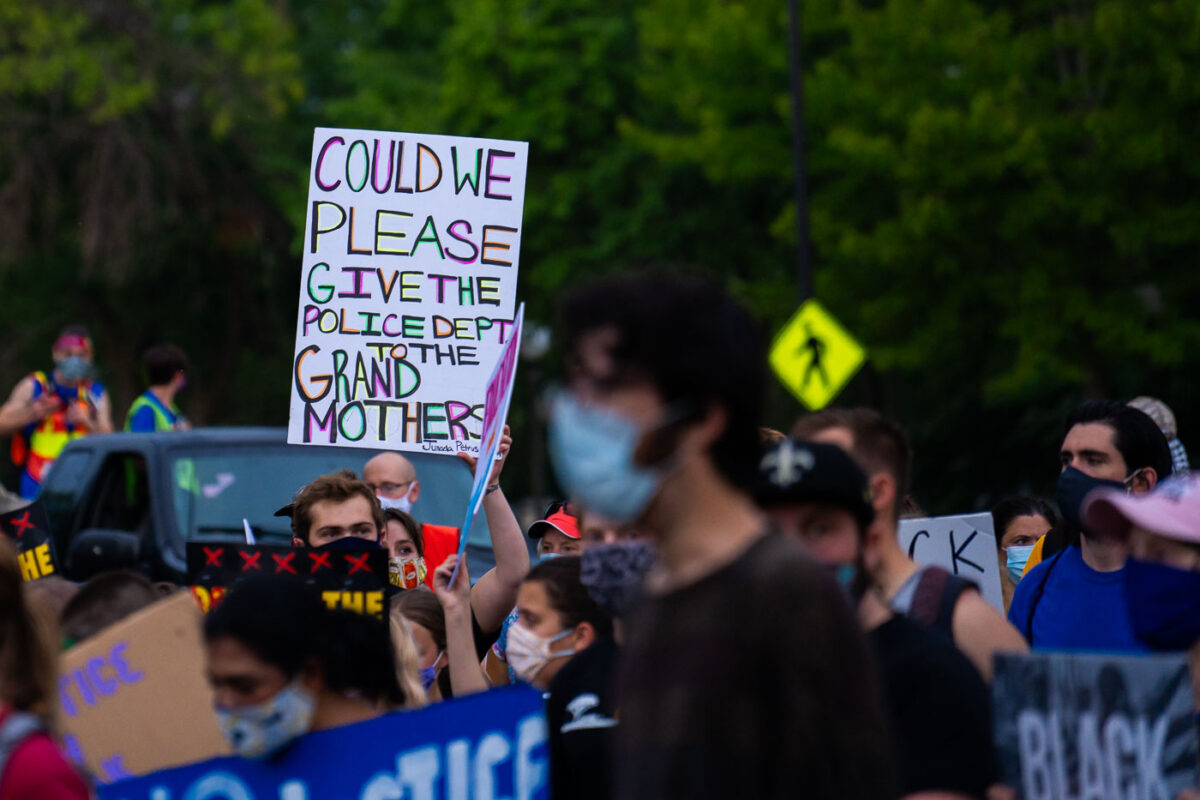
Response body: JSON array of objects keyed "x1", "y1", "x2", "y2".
[{"x1": 2, "y1": 0, "x2": 1198, "y2": 511}]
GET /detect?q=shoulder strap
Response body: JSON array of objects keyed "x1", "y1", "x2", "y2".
[
  {"x1": 1023, "y1": 549, "x2": 1066, "y2": 644},
  {"x1": 0, "y1": 712, "x2": 44, "y2": 783},
  {"x1": 909, "y1": 566, "x2": 977, "y2": 639}
]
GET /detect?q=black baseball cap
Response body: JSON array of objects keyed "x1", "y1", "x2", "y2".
[{"x1": 756, "y1": 438, "x2": 875, "y2": 529}]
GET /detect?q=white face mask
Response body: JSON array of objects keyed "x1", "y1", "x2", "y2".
[
  {"x1": 214, "y1": 680, "x2": 316, "y2": 759},
  {"x1": 377, "y1": 486, "x2": 414, "y2": 514},
  {"x1": 506, "y1": 622, "x2": 576, "y2": 685}
]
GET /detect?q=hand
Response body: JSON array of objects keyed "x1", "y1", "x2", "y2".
[
  {"x1": 985, "y1": 786, "x2": 1017, "y2": 800},
  {"x1": 63, "y1": 402, "x2": 93, "y2": 427},
  {"x1": 456, "y1": 425, "x2": 512, "y2": 489},
  {"x1": 1176, "y1": 789, "x2": 1200, "y2": 800},
  {"x1": 433, "y1": 554, "x2": 471, "y2": 616},
  {"x1": 27, "y1": 395, "x2": 60, "y2": 424}
]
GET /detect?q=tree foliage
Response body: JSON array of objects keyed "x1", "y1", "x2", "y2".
[{"x1": 2, "y1": 0, "x2": 1198, "y2": 508}]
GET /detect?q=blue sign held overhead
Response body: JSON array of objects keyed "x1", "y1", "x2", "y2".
[{"x1": 100, "y1": 686, "x2": 549, "y2": 800}]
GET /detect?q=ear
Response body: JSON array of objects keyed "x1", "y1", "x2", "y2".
[
  {"x1": 1131, "y1": 467, "x2": 1158, "y2": 494},
  {"x1": 292, "y1": 536, "x2": 307, "y2": 548},
  {"x1": 300, "y1": 658, "x2": 325, "y2": 696},
  {"x1": 867, "y1": 472, "x2": 896, "y2": 519},
  {"x1": 409, "y1": 480, "x2": 421, "y2": 503},
  {"x1": 676, "y1": 404, "x2": 728, "y2": 458},
  {"x1": 572, "y1": 622, "x2": 597, "y2": 652}
]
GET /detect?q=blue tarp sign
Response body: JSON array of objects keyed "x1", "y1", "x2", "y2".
[{"x1": 100, "y1": 686, "x2": 548, "y2": 800}]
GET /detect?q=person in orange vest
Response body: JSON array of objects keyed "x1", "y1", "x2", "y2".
[{"x1": 0, "y1": 326, "x2": 113, "y2": 499}]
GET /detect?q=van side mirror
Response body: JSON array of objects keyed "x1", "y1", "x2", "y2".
[{"x1": 67, "y1": 529, "x2": 141, "y2": 579}]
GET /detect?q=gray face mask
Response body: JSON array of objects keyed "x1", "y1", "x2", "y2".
[{"x1": 55, "y1": 356, "x2": 92, "y2": 383}]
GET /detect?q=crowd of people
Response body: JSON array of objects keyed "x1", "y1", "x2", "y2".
[{"x1": 1, "y1": 272, "x2": 1199, "y2": 800}]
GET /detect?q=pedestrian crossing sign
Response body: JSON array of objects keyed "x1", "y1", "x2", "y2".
[{"x1": 769, "y1": 299, "x2": 866, "y2": 410}]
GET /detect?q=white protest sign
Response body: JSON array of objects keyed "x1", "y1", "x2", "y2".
[
  {"x1": 451, "y1": 305, "x2": 524, "y2": 583},
  {"x1": 288, "y1": 128, "x2": 529, "y2": 455},
  {"x1": 897, "y1": 512, "x2": 1004, "y2": 611}
]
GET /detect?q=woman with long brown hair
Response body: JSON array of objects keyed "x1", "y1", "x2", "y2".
[{"x1": 0, "y1": 539, "x2": 88, "y2": 799}]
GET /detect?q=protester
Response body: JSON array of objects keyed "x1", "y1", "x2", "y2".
[
  {"x1": 430, "y1": 554, "x2": 490, "y2": 697},
  {"x1": 60, "y1": 571, "x2": 160, "y2": 647},
  {"x1": 517, "y1": 557, "x2": 616, "y2": 800},
  {"x1": 124, "y1": 343, "x2": 190, "y2": 432},
  {"x1": 990, "y1": 496, "x2": 1056, "y2": 611},
  {"x1": 530, "y1": 501, "x2": 582, "y2": 557},
  {"x1": 21, "y1": 577, "x2": 78, "y2": 629},
  {"x1": 485, "y1": 502, "x2": 582, "y2": 686},
  {"x1": 381, "y1": 508, "x2": 427, "y2": 589},
  {"x1": 577, "y1": 509, "x2": 640, "y2": 547},
  {"x1": 551, "y1": 272, "x2": 895, "y2": 799},
  {"x1": 0, "y1": 325, "x2": 113, "y2": 499},
  {"x1": 288, "y1": 469, "x2": 384, "y2": 549},
  {"x1": 1083, "y1": 475, "x2": 1200, "y2": 665},
  {"x1": 794, "y1": 408, "x2": 1028, "y2": 681},
  {"x1": 1020, "y1": 399, "x2": 1171, "y2": 572},
  {"x1": 203, "y1": 574, "x2": 402, "y2": 758},
  {"x1": 1129, "y1": 395, "x2": 1189, "y2": 477},
  {"x1": 384, "y1": 604, "x2": 428, "y2": 709},
  {"x1": 0, "y1": 539, "x2": 89, "y2": 799},
  {"x1": 1078, "y1": 477, "x2": 1200, "y2": 800},
  {"x1": 1008, "y1": 400, "x2": 1172, "y2": 650},
  {"x1": 759, "y1": 438, "x2": 995, "y2": 799},
  {"x1": 390, "y1": 588, "x2": 449, "y2": 701},
  {"x1": 362, "y1": 449, "x2": 458, "y2": 577}
]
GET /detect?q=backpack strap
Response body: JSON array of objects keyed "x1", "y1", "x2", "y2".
[
  {"x1": 1023, "y1": 549, "x2": 1066, "y2": 645},
  {"x1": 0, "y1": 712, "x2": 45, "y2": 784},
  {"x1": 908, "y1": 566, "x2": 979, "y2": 641}
]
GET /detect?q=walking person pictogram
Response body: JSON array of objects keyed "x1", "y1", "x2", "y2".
[{"x1": 797, "y1": 323, "x2": 829, "y2": 389}]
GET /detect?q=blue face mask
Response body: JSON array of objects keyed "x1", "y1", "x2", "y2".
[
  {"x1": 418, "y1": 652, "x2": 443, "y2": 691},
  {"x1": 548, "y1": 393, "x2": 668, "y2": 524},
  {"x1": 1005, "y1": 545, "x2": 1035, "y2": 584},
  {"x1": 833, "y1": 563, "x2": 858, "y2": 598},
  {"x1": 1125, "y1": 558, "x2": 1200, "y2": 651},
  {"x1": 55, "y1": 356, "x2": 92, "y2": 383}
]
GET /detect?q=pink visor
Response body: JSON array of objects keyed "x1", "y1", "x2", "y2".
[{"x1": 1082, "y1": 475, "x2": 1200, "y2": 544}]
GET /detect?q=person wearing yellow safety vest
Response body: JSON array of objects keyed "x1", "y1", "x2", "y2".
[
  {"x1": 125, "y1": 344, "x2": 190, "y2": 434},
  {"x1": 0, "y1": 326, "x2": 114, "y2": 499}
]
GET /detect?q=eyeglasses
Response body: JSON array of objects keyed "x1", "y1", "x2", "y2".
[{"x1": 368, "y1": 480, "x2": 414, "y2": 495}]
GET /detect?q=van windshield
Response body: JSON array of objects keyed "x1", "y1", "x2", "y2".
[
  {"x1": 167, "y1": 444, "x2": 483, "y2": 548},
  {"x1": 170, "y1": 446, "x2": 372, "y2": 545}
]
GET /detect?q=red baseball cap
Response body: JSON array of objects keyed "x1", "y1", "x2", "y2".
[{"x1": 529, "y1": 502, "x2": 580, "y2": 540}]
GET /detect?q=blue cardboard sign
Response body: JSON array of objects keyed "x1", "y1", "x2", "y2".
[{"x1": 100, "y1": 686, "x2": 548, "y2": 800}]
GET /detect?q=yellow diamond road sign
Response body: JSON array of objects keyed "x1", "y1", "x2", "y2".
[{"x1": 770, "y1": 299, "x2": 866, "y2": 410}]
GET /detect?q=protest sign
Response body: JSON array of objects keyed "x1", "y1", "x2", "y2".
[
  {"x1": 100, "y1": 685, "x2": 549, "y2": 800},
  {"x1": 187, "y1": 542, "x2": 390, "y2": 617},
  {"x1": 993, "y1": 651, "x2": 1199, "y2": 800},
  {"x1": 60, "y1": 592, "x2": 228, "y2": 783},
  {"x1": 898, "y1": 512, "x2": 1004, "y2": 611},
  {"x1": 451, "y1": 305, "x2": 523, "y2": 582},
  {"x1": 288, "y1": 127, "x2": 529, "y2": 456},
  {"x1": 0, "y1": 500, "x2": 59, "y2": 581}
]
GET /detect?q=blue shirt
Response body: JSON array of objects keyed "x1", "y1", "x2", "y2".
[
  {"x1": 127, "y1": 391, "x2": 181, "y2": 433},
  {"x1": 1008, "y1": 544, "x2": 1147, "y2": 653}
]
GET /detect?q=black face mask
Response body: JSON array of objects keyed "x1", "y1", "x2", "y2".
[{"x1": 1055, "y1": 466, "x2": 1126, "y2": 537}]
